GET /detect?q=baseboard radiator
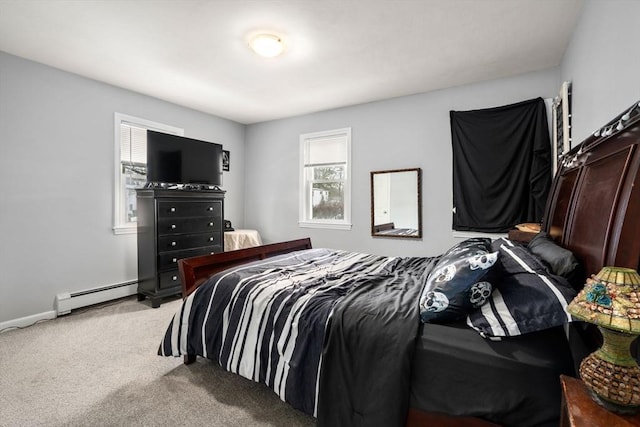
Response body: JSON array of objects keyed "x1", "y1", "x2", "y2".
[{"x1": 55, "y1": 280, "x2": 138, "y2": 316}]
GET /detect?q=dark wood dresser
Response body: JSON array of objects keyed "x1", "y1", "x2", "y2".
[{"x1": 136, "y1": 188, "x2": 225, "y2": 307}]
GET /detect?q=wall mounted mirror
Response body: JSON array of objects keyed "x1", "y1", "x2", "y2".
[{"x1": 371, "y1": 168, "x2": 422, "y2": 238}]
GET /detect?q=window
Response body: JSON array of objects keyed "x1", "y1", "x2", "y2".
[
  {"x1": 119, "y1": 124, "x2": 147, "y2": 228},
  {"x1": 299, "y1": 128, "x2": 351, "y2": 230},
  {"x1": 113, "y1": 113, "x2": 183, "y2": 234}
]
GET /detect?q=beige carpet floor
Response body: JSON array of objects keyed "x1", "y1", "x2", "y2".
[{"x1": 0, "y1": 296, "x2": 316, "y2": 427}]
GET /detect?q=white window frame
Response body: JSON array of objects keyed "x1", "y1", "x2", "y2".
[
  {"x1": 113, "y1": 113, "x2": 183, "y2": 235},
  {"x1": 299, "y1": 127, "x2": 352, "y2": 230}
]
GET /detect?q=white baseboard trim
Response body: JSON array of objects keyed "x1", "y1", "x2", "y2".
[{"x1": 0, "y1": 310, "x2": 57, "y2": 334}]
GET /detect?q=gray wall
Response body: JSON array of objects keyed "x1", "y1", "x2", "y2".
[
  {"x1": 244, "y1": 68, "x2": 561, "y2": 258},
  {"x1": 0, "y1": 52, "x2": 245, "y2": 324},
  {"x1": 561, "y1": 0, "x2": 640, "y2": 143}
]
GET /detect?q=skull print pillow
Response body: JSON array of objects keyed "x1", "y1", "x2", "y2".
[{"x1": 420, "y1": 238, "x2": 498, "y2": 323}]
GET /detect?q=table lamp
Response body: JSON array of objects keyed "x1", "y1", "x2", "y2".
[{"x1": 568, "y1": 266, "x2": 640, "y2": 414}]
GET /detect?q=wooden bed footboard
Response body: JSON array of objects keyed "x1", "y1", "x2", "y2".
[{"x1": 178, "y1": 237, "x2": 312, "y2": 298}]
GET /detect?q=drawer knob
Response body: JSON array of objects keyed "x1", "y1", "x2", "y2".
[
  {"x1": 171, "y1": 241, "x2": 177, "y2": 247},
  {"x1": 171, "y1": 224, "x2": 176, "y2": 229},
  {"x1": 172, "y1": 258, "x2": 177, "y2": 263},
  {"x1": 209, "y1": 237, "x2": 214, "y2": 241},
  {"x1": 208, "y1": 207, "x2": 213, "y2": 211},
  {"x1": 172, "y1": 275, "x2": 177, "y2": 281},
  {"x1": 170, "y1": 207, "x2": 176, "y2": 213},
  {"x1": 208, "y1": 222, "x2": 214, "y2": 227}
]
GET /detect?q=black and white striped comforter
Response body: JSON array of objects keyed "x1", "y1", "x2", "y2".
[
  {"x1": 376, "y1": 228, "x2": 419, "y2": 236},
  {"x1": 159, "y1": 248, "x2": 434, "y2": 425}
]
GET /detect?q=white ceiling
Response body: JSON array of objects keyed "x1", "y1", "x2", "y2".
[{"x1": 0, "y1": 0, "x2": 584, "y2": 124}]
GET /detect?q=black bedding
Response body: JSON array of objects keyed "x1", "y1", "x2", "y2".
[
  {"x1": 318, "y1": 256, "x2": 432, "y2": 427},
  {"x1": 411, "y1": 321, "x2": 575, "y2": 427}
]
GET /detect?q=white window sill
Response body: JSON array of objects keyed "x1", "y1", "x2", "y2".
[
  {"x1": 113, "y1": 225, "x2": 137, "y2": 235},
  {"x1": 299, "y1": 221, "x2": 352, "y2": 231}
]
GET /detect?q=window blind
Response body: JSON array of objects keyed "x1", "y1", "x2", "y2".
[{"x1": 120, "y1": 124, "x2": 147, "y2": 165}]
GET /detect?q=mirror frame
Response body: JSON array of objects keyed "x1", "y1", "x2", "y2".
[{"x1": 370, "y1": 167, "x2": 422, "y2": 239}]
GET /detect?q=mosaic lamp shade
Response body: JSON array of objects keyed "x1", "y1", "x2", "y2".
[{"x1": 568, "y1": 266, "x2": 640, "y2": 414}]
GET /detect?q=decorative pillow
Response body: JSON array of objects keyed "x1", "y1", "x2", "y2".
[
  {"x1": 420, "y1": 238, "x2": 498, "y2": 323},
  {"x1": 467, "y1": 237, "x2": 577, "y2": 338},
  {"x1": 527, "y1": 232, "x2": 583, "y2": 288}
]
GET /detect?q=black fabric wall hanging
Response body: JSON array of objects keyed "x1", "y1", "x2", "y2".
[{"x1": 450, "y1": 97, "x2": 551, "y2": 232}]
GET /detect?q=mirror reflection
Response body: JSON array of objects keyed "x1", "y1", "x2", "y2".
[{"x1": 371, "y1": 168, "x2": 422, "y2": 238}]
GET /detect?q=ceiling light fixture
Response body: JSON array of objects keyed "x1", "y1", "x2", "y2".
[{"x1": 249, "y1": 33, "x2": 285, "y2": 58}]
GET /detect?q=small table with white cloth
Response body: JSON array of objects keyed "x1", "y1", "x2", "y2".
[{"x1": 224, "y1": 229, "x2": 263, "y2": 251}]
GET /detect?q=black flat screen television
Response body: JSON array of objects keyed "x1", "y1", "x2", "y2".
[{"x1": 146, "y1": 130, "x2": 223, "y2": 186}]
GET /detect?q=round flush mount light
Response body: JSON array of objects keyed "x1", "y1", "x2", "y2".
[{"x1": 249, "y1": 33, "x2": 285, "y2": 58}]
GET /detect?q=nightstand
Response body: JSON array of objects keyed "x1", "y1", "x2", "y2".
[
  {"x1": 507, "y1": 228, "x2": 537, "y2": 243},
  {"x1": 507, "y1": 222, "x2": 540, "y2": 243},
  {"x1": 560, "y1": 375, "x2": 640, "y2": 427}
]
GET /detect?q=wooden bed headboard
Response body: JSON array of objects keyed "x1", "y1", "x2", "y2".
[{"x1": 542, "y1": 101, "x2": 640, "y2": 279}]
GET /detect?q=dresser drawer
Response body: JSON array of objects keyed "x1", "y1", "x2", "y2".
[
  {"x1": 157, "y1": 216, "x2": 221, "y2": 235},
  {"x1": 157, "y1": 246, "x2": 220, "y2": 270},
  {"x1": 157, "y1": 200, "x2": 222, "y2": 219},
  {"x1": 159, "y1": 270, "x2": 181, "y2": 290},
  {"x1": 158, "y1": 232, "x2": 221, "y2": 252}
]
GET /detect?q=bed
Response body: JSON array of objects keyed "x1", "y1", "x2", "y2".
[
  {"x1": 373, "y1": 222, "x2": 420, "y2": 237},
  {"x1": 158, "y1": 100, "x2": 640, "y2": 427}
]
